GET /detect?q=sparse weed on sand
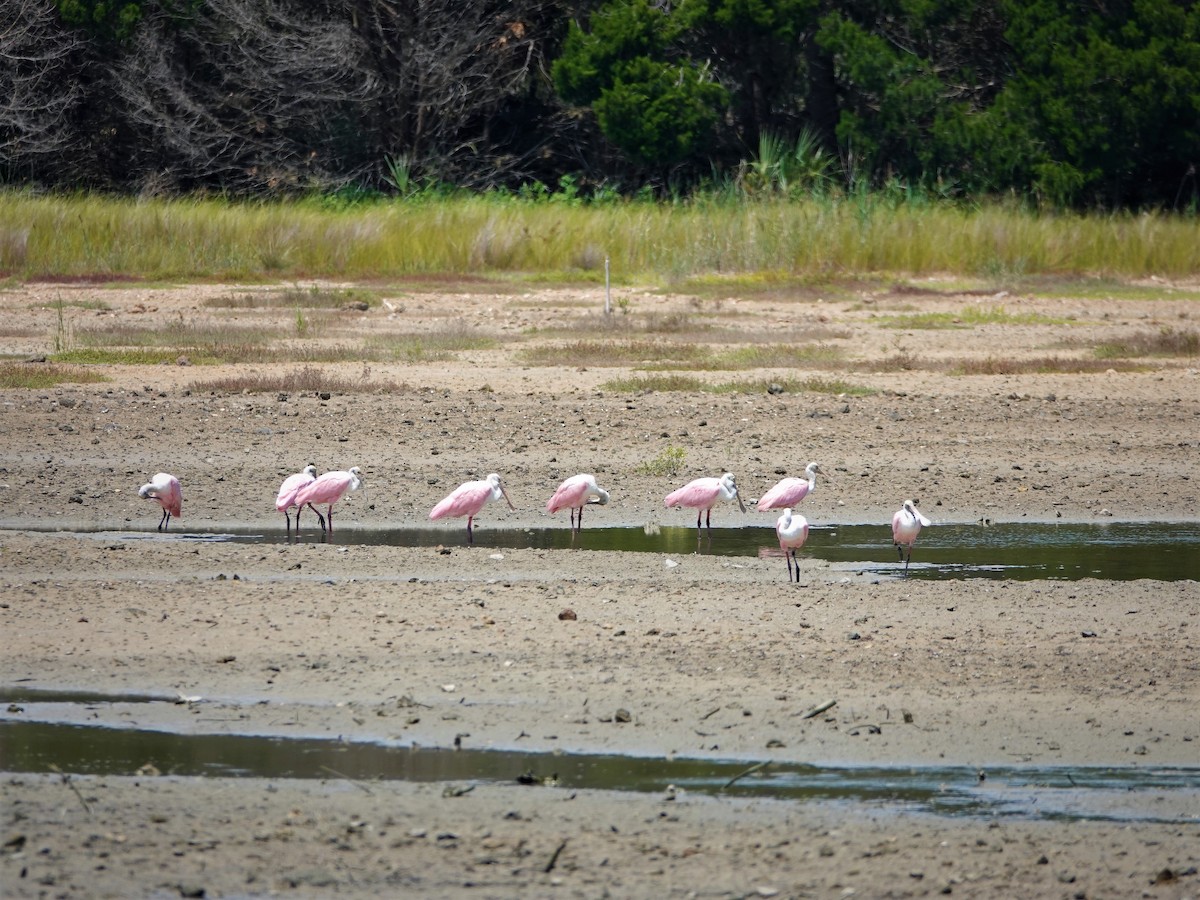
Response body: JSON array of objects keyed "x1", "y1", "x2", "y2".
[
  {"x1": 635, "y1": 446, "x2": 686, "y2": 477},
  {"x1": 952, "y1": 356, "x2": 1144, "y2": 375},
  {"x1": 0, "y1": 361, "x2": 109, "y2": 387},
  {"x1": 1094, "y1": 327, "x2": 1199, "y2": 359},
  {"x1": 188, "y1": 365, "x2": 409, "y2": 395}
]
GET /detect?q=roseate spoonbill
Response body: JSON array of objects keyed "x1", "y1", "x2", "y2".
[
  {"x1": 546, "y1": 473, "x2": 610, "y2": 532},
  {"x1": 663, "y1": 472, "x2": 746, "y2": 532},
  {"x1": 892, "y1": 499, "x2": 932, "y2": 573},
  {"x1": 294, "y1": 466, "x2": 362, "y2": 535},
  {"x1": 139, "y1": 472, "x2": 181, "y2": 531},
  {"x1": 430, "y1": 473, "x2": 515, "y2": 544},
  {"x1": 775, "y1": 508, "x2": 809, "y2": 582},
  {"x1": 275, "y1": 464, "x2": 326, "y2": 535},
  {"x1": 756, "y1": 462, "x2": 823, "y2": 512}
]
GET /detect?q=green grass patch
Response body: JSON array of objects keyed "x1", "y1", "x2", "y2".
[
  {"x1": 704, "y1": 344, "x2": 843, "y2": 369},
  {"x1": 879, "y1": 305, "x2": 1067, "y2": 329},
  {"x1": 634, "y1": 445, "x2": 686, "y2": 477},
  {"x1": 203, "y1": 284, "x2": 377, "y2": 309},
  {"x1": 0, "y1": 361, "x2": 109, "y2": 387},
  {"x1": 952, "y1": 356, "x2": 1144, "y2": 375},
  {"x1": 602, "y1": 373, "x2": 874, "y2": 395},
  {"x1": 7, "y1": 191, "x2": 1200, "y2": 282},
  {"x1": 188, "y1": 365, "x2": 409, "y2": 394},
  {"x1": 52, "y1": 348, "x2": 218, "y2": 365},
  {"x1": 1094, "y1": 327, "x2": 1199, "y2": 358},
  {"x1": 367, "y1": 326, "x2": 496, "y2": 363},
  {"x1": 517, "y1": 340, "x2": 712, "y2": 368}
]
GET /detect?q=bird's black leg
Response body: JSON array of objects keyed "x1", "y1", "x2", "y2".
[
  {"x1": 285, "y1": 509, "x2": 294, "y2": 536},
  {"x1": 158, "y1": 509, "x2": 169, "y2": 531},
  {"x1": 785, "y1": 551, "x2": 793, "y2": 582},
  {"x1": 308, "y1": 503, "x2": 326, "y2": 534},
  {"x1": 467, "y1": 516, "x2": 474, "y2": 545},
  {"x1": 904, "y1": 549, "x2": 912, "y2": 574},
  {"x1": 791, "y1": 549, "x2": 800, "y2": 582},
  {"x1": 576, "y1": 506, "x2": 583, "y2": 532},
  {"x1": 705, "y1": 509, "x2": 712, "y2": 533}
]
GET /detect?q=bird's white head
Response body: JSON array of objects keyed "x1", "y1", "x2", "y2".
[
  {"x1": 304, "y1": 464, "x2": 318, "y2": 477},
  {"x1": 722, "y1": 473, "x2": 748, "y2": 513},
  {"x1": 590, "y1": 486, "x2": 611, "y2": 506},
  {"x1": 348, "y1": 466, "x2": 363, "y2": 489},
  {"x1": 488, "y1": 473, "x2": 516, "y2": 510},
  {"x1": 138, "y1": 483, "x2": 154, "y2": 499}
]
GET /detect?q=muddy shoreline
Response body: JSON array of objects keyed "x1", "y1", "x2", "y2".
[{"x1": 2, "y1": 280, "x2": 1199, "y2": 897}]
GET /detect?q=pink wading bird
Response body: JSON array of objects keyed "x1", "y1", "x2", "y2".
[
  {"x1": 139, "y1": 472, "x2": 182, "y2": 531},
  {"x1": 892, "y1": 499, "x2": 932, "y2": 573},
  {"x1": 293, "y1": 467, "x2": 362, "y2": 536},
  {"x1": 664, "y1": 472, "x2": 746, "y2": 533},
  {"x1": 546, "y1": 473, "x2": 610, "y2": 532},
  {"x1": 430, "y1": 473, "x2": 516, "y2": 544},
  {"x1": 756, "y1": 462, "x2": 823, "y2": 512},
  {"x1": 775, "y1": 508, "x2": 810, "y2": 583},
  {"x1": 274, "y1": 464, "x2": 326, "y2": 535}
]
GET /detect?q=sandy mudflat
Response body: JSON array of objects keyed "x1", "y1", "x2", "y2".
[{"x1": 1, "y1": 279, "x2": 1198, "y2": 898}]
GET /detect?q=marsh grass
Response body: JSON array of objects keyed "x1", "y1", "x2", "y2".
[
  {"x1": 6, "y1": 191, "x2": 1200, "y2": 281},
  {"x1": 952, "y1": 356, "x2": 1144, "y2": 375},
  {"x1": 1093, "y1": 327, "x2": 1199, "y2": 358},
  {"x1": 603, "y1": 373, "x2": 874, "y2": 395},
  {"x1": 518, "y1": 339, "x2": 841, "y2": 370},
  {"x1": 188, "y1": 365, "x2": 409, "y2": 394},
  {"x1": 203, "y1": 284, "x2": 377, "y2": 309},
  {"x1": 517, "y1": 340, "x2": 711, "y2": 368},
  {"x1": 53, "y1": 347, "x2": 215, "y2": 365},
  {"x1": 879, "y1": 305, "x2": 1068, "y2": 329},
  {"x1": 0, "y1": 361, "x2": 108, "y2": 387},
  {"x1": 367, "y1": 324, "x2": 496, "y2": 363}
]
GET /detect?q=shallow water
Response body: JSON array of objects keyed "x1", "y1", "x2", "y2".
[
  {"x1": 1, "y1": 702, "x2": 1196, "y2": 825},
  {"x1": 16, "y1": 521, "x2": 1200, "y2": 581}
]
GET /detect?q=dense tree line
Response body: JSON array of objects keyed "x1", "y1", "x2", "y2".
[{"x1": 1, "y1": 0, "x2": 1197, "y2": 208}]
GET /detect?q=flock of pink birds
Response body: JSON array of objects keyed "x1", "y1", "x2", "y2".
[{"x1": 137, "y1": 461, "x2": 933, "y2": 579}]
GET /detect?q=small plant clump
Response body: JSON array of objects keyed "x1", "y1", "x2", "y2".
[
  {"x1": 1094, "y1": 327, "x2": 1199, "y2": 359},
  {"x1": 188, "y1": 365, "x2": 409, "y2": 394},
  {"x1": 0, "y1": 361, "x2": 108, "y2": 388},
  {"x1": 636, "y1": 446, "x2": 686, "y2": 477}
]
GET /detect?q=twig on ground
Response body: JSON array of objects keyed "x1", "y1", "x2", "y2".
[{"x1": 722, "y1": 761, "x2": 770, "y2": 790}]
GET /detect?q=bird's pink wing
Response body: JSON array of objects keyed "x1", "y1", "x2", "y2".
[
  {"x1": 430, "y1": 481, "x2": 487, "y2": 520},
  {"x1": 165, "y1": 478, "x2": 182, "y2": 518},
  {"x1": 547, "y1": 475, "x2": 587, "y2": 513},
  {"x1": 756, "y1": 477, "x2": 808, "y2": 511},
  {"x1": 296, "y1": 472, "x2": 348, "y2": 507},
  {"x1": 664, "y1": 478, "x2": 718, "y2": 509},
  {"x1": 275, "y1": 472, "x2": 311, "y2": 511},
  {"x1": 891, "y1": 509, "x2": 907, "y2": 542}
]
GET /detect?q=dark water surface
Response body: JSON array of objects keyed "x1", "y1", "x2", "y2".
[
  {"x1": 1, "y1": 707, "x2": 1196, "y2": 825},
  {"x1": 15, "y1": 520, "x2": 1200, "y2": 581}
]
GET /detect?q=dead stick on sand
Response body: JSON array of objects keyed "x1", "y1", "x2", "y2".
[
  {"x1": 722, "y1": 761, "x2": 770, "y2": 790},
  {"x1": 544, "y1": 839, "x2": 568, "y2": 873},
  {"x1": 797, "y1": 698, "x2": 837, "y2": 719},
  {"x1": 319, "y1": 765, "x2": 374, "y2": 794},
  {"x1": 49, "y1": 765, "x2": 91, "y2": 815}
]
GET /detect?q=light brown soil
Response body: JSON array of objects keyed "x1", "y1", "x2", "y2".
[{"x1": 1, "y1": 279, "x2": 1198, "y2": 898}]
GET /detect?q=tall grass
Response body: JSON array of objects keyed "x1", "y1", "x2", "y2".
[{"x1": 4, "y1": 191, "x2": 1200, "y2": 281}]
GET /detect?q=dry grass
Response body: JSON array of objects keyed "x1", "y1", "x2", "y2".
[
  {"x1": 187, "y1": 365, "x2": 410, "y2": 394},
  {"x1": 1094, "y1": 327, "x2": 1199, "y2": 359},
  {"x1": 952, "y1": 356, "x2": 1144, "y2": 375},
  {"x1": 602, "y1": 373, "x2": 874, "y2": 395},
  {"x1": 517, "y1": 340, "x2": 711, "y2": 368},
  {"x1": 0, "y1": 361, "x2": 109, "y2": 388},
  {"x1": 203, "y1": 284, "x2": 376, "y2": 310}
]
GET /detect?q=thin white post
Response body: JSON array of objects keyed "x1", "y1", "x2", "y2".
[{"x1": 604, "y1": 256, "x2": 611, "y2": 315}]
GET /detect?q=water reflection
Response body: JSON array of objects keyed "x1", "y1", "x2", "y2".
[
  {"x1": 18, "y1": 521, "x2": 1200, "y2": 581},
  {"x1": 1, "y1": 717, "x2": 1197, "y2": 825}
]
